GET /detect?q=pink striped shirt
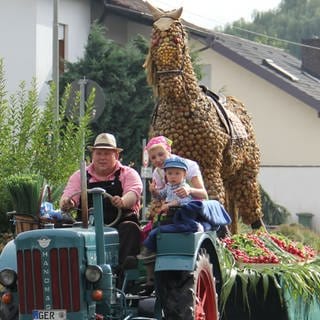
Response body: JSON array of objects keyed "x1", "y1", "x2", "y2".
[{"x1": 62, "y1": 161, "x2": 142, "y2": 213}]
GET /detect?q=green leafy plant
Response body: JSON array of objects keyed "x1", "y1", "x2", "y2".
[{"x1": 0, "y1": 58, "x2": 93, "y2": 231}]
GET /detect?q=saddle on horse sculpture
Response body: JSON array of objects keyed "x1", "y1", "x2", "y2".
[{"x1": 200, "y1": 85, "x2": 248, "y2": 140}]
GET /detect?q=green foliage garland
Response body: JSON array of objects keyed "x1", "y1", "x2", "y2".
[{"x1": 218, "y1": 233, "x2": 320, "y2": 317}]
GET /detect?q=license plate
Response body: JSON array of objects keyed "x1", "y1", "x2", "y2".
[{"x1": 32, "y1": 310, "x2": 66, "y2": 320}]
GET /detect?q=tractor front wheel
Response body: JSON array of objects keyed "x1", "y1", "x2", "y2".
[
  {"x1": 156, "y1": 251, "x2": 219, "y2": 320},
  {"x1": 0, "y1": 299, "x2": 18, "y2": 320}
]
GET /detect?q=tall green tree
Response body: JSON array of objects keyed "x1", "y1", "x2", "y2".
[
  {"x1": 60, "y1": 23, "x2": 154, "y2": 168},
  {"x1": 222, "y1": 0, "x2": 320, "y2": 58}
]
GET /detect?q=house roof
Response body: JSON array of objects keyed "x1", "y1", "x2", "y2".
[{"x1": 103, "y1": 0, "x2": 320, "y2": 113}]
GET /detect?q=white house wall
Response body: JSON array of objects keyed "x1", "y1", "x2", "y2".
[
  {"x1": 259, "y1": 167, "x2": 320, "y2": 233},
  {"x1": 36, "y1": 0, "x2": 54, "y2": 103},
  {"x1": 0, "y1": 0, "x2": 37, "y2": 93},
  {"x1": 0, "y1": 0, "x2": 91, "y2": 104},
  {"x1": 37, "y1": 0, "x2": 91, "y2": 103},
  {"x1": 59, "y1": 0, "x2": 91, "y2": 62}
]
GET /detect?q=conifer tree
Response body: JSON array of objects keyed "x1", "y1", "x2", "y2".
[{"x1": 60, "y1": 23, "x2": 154, "y2": 168}]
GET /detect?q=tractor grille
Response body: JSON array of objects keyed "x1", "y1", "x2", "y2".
[{"x1": 17, "y1": 247, "x2": 81, "y2": 314}]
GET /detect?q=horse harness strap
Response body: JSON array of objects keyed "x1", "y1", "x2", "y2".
[{"x1": 156, "y1": 69, "x2": 183, "y2": 75}]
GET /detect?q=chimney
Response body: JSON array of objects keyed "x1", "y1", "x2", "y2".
[{"x1": 301, "y1": 37, "x2": 320, "y2": 79}]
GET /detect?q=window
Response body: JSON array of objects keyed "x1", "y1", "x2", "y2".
[{"x1": 58, "y1": 24, "x2": 66, "y2": 74}]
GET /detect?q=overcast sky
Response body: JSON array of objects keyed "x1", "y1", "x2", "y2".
[{"x1": 146, "y1": 0, "x2": 282, "y2": 28}]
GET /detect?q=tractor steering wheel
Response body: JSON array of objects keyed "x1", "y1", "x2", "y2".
[
  {"x1": 102, "y1": 191, "x2": 122, "y2": 227},
  {"x1": 65, "y1": 189, "x2": 122, "y2": 227}
]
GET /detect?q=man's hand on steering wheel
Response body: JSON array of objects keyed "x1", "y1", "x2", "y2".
[
  {"x1": 60, "y1": 197, "x2": 75, "y2": 212},
  {"x1": 111, "y1": 195, "x2": 125, "y2": 208}
]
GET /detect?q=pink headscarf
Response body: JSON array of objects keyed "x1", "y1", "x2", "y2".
[{"x1": 145, "y1": 136, "x2": 172, "y2": 152}]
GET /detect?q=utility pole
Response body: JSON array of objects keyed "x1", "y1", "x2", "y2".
[
  {"x1": 142, "y1": 138, "x2": 147, "y2": 220},
  {"x1": 79, "y1": 78, "x2": 88, "y2": 228},
  {"x1": 52, "y1": 0, "x2": 59, "y2": 120},
  {"x1": 141, "y1": 139, "x2": 152, "y2": 220}
]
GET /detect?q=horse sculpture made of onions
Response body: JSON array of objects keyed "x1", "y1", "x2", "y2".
[{"x1": 144, "y1": 2, "x2": 263, "y2": 233}]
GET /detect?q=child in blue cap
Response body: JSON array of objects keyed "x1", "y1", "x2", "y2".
[
  {"x1": 152, "y1": 156, "x2": 194, "y2": 213},
  {"x1": 137, "y1": 156, "x2": 202, "y2": 295}
]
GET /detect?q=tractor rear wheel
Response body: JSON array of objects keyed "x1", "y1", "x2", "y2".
[{"x1": 156, "y1": 251, "x2": 219, "y2": 320}]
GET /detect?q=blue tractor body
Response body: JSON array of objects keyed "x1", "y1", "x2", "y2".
[{"x1": 14, "y1": 226, "x2": 118, "y2": 320}]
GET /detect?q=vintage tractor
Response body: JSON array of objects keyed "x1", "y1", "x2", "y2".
[
  {"x1": 1, "y1": 187, "x2": 319, "y2": 320},
  {"x1": 0, "y1": 187, "x2": 223, "y2": 320}
]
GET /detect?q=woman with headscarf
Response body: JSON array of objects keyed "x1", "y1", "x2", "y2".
[{"x1": 145, "y1": 135, "x2": 207, "y2": 200}]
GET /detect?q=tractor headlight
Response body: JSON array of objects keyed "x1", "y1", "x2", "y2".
[
  {"x1": 0, "y1": 269, "x2": 17, "y2": 287},
  {"x1": 85, "y1": 265, "x2": 102, "y2": 283}
]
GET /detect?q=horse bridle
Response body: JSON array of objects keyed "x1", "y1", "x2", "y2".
[{"x1": 155, "y1": 58, "x2": 185, "y2": 76}]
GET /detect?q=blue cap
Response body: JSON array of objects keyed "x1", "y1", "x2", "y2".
[{"x1": 163, "y1": 157, "x2": 188, "y2": 171}]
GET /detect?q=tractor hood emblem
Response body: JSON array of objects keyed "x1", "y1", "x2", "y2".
[{"x1": 37, "y1": 236, "x2": 51, "y2": 248}]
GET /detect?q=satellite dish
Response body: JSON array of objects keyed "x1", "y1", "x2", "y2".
[{"x1": 66, "y1": 79, "x2": 105, "y2": 123}]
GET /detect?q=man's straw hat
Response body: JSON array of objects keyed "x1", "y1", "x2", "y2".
[{"x1": 88, "y1": 133, "x2": 123, "y2": 152}]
